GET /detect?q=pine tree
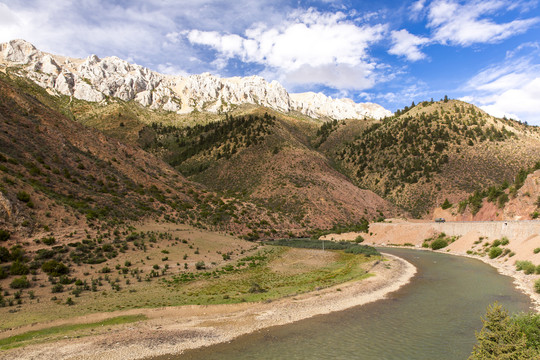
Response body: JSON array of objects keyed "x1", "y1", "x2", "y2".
[{"x1": 469, "y1": 303, "x2": 538, "y2": 359}]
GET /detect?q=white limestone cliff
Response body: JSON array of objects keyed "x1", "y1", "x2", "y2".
[{"x1": 0, "y1": 39, "x2": 392, "y2": 120}]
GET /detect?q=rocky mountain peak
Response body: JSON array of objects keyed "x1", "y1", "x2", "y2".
[{"x1": 0, "y1": 39, "x2": 391, "y2": 120}]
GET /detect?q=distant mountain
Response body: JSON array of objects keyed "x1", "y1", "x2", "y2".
[{"x1": 0, "y1": 39, "x2": 391, "y2": 121}]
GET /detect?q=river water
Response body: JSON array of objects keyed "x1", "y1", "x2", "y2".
[{"x1": 166, "y1": 248, "x2": 532, "y2": 360}]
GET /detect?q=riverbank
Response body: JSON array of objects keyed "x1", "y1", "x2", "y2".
[
  {"x1": 0, "y1": 254, "x2": 416, "y2": 360},
  {"x1": 320, "y1": 220, "x2": 540, "y2": 312}
]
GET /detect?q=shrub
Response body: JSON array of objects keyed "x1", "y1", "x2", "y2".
[
  {"x1": 513, "y1": 311, "x2": 540, "y2": 350},
  {"x1": 516, "y1": 261, "x2": 536, "y2": 274},
  {"x1": 492, "y1": 239, "x2": 502, "y2": 247},
  {"x1": 10, "y1": 276, "x2": 30, "y2": 289},
  {"x1": 441, "y1": 199, "x2": 452, "y2": 210},
  {"x1": 10, "y1": 260, "x2": 29, "y2": 275},
  {"x1": 51, "y1": 284, "x2": 64, "y2": 293},
  {"x1": 489, "y1": 247, "x2": 503, "y2": 259},
  {"x1": 16, "y1": 191, "x2": 31, "y2": 202},
  {"x1": 354, "y1": 235, "x2": 365, "y2": 243},
  {"x1": 41, "y1": 237, "x2": 56, "y2": 246},
  {"x1": 534, "y1": 248, "x2": 540, "y2": 254},
  {"x1": 0, "y1": 247, "x2": 9, "y2": 262},
  {"x1": 41, "y1": 260, "x2": 69, "y2": 276},
  {"x1": 500, "y1": 237, "x2": 509, "y2": 246},
  {"x1": 431, "y1": 238, "x2": 448, "y2": 250},
  {"x1": 535, "y1": 279, "x2": 540, "y2": 294},
  {"x1": 65, "y1": 297, "x2": 75, "y2": 305},
  {"x1": 195, "y1": 261, "x2": 205, "y2": 270},
  {"x1": 0, "y1": 229, "x2": 10, "y2": 242}
]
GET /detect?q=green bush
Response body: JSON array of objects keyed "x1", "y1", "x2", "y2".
[
  {"x1": 431, "y1": 238, "x2": 448, "y2": 250},
  {"x1": 10, "y1": 260, "x2": 29, "y2": 275},
  {"x1": 41, "y1": 260, "x2": 69, "y2": 276},
  {"x1": 534, "y1": 248, "x2": 540, "y2": 254},
  {"x1": 441, "y1": 198, "x2": 452, "y2": 209},
  {"x1": 513, "y1": 311, "x2": 540, "y2": 350},
  {"x1": 354, "y1": 235, "x2": 365, "y2": 243},
  {"x1": 535, "y1": 279, "x2": 540, "y2": 294},
  {"x1": 10, "y1": 276, "x2": 30, "y2": 289},
  {"x1": 51, "y1": 283, "x2": 64, "y2": 293},
  {"x1": 41, "y1": 237, "x2": 56, "y2": 246},
  {"x1": 195, "y1": 261, "x2": 205, "y2": 270},
  {"x1": 0, "y1": 247, "x2": 9, "y2": 263},
  {"x1": 500, "y1": 237, "x2": 509, "y2": 246},
  {"x1": 0, "y1": 229, "x2": 10, "y2": 242},
  {"x1": 492, "y1": 239, "x2": 502, "y2": 247},
  {"x1": 489, "y1": 247, "x2": 503, "y2": 259},
  {"x1": 16, "y1": 191, "x2": 31, "y2": 202},
  {"x1": 516, "y1": 261, "x2": 536, "y2": 274}
]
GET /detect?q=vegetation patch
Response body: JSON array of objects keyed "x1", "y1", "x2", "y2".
[
  {"x1": 470, "y1": 303, "x2": 540, "y2": 358},
  {"x1": 268, "y1": 238, "x2": 380, "y2": 257}
]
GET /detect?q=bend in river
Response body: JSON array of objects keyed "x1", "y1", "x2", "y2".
[{"x1": 170, "y1": 248, "x2": 531, "y2": 360}]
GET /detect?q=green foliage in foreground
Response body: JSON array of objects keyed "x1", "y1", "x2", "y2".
[
  {"x1": 469, "y1": 303, "x2": 540, "y2": 359},
  {"x1": 0, "y1": 314, "x2": 147, "y2": 350},
  {"x1": 268, "y1": 238, "x2": 380, "y2": 257}
]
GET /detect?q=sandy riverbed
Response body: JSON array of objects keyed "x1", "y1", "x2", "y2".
[{"x1": 0, "y1": 254, "x2": 416, "y2": 360}]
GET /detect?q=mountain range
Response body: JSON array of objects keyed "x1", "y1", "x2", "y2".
[
  {"x1": 0, "y1": 39, "x2": 390, "y2": 121},
  {"x1": 1, "y1": 39, "x2": 540, "y2": 242}
]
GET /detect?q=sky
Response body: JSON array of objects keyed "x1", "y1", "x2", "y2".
[{"x1": 0, "y1": 0, "x2": 539, "y2": 125}]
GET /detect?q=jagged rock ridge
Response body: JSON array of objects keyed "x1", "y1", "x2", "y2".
[{"x1": 0, "y1": 39, "x2": 391, "y2": 120}]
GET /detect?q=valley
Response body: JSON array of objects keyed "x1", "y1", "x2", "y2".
[{"x1": 1, "y1": 38, "x2": 540, "y2": 359}]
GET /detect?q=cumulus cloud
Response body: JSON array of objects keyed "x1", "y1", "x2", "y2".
[
  {"x1": 186, "y1": 9, "x2": 386, "y2": 90},
  {"x1": 463, "y1": 49, "x2": 540, "y2": 125},
  {"x1": 0, "y1": 0, "x2": 291, "y2": 72},
  {"x1": 426, "y1": 0, "x2": 540, "y2": 46},
  {"x1": 388, "y1": 29, "x2": 429, "y2": 61}
]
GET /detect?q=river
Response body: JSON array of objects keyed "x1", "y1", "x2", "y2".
[{"x1": 166, "y1": 248, "x2": 532, "y2": 360}]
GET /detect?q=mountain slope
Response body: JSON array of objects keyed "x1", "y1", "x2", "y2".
[
  {"x1": 0, "y1": 73, "x2": 298, "y2": 239},
  {"x1": 139, "y1": 107, "x2": 401, "y2": 228},
  {"x1": 327, "y1": 100, "x2": 540, "y2": 217},
  {"x1": 0, "y1": 39, "x2": 391, "y2": 121}
]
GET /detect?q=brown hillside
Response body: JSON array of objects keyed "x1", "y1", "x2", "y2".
[
  {"x1": 159, "y1": 108, "x2": 402, "y2": 228},
  {"x1": 0, "y1": 74, "x2": 297, "y2": 241}
]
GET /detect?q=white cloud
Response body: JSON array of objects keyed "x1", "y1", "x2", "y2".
[
  {"x1": 186, "y1": 9, "x2": 386, "y2": 90},
  {"x1": 427, "y1": 0, "x2": 540, "y2": 46},
  {"x1": 388, "y1": 29, "x2": 429, "y2": 61},
  {"x1": 0, "y1": 0, "x2": 292, "y2": 73},
  {"x1": 463, "y1": 52, "x2": 540, "y2": 125}
]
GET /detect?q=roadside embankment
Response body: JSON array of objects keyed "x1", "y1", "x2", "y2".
[{"x1": 321, "y1": 220, "x2": 540, "y2": 311}]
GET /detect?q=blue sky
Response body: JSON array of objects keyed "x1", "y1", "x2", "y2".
[{"x1": 1, "y1": 0, "x2": 539, "y2": 125}]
